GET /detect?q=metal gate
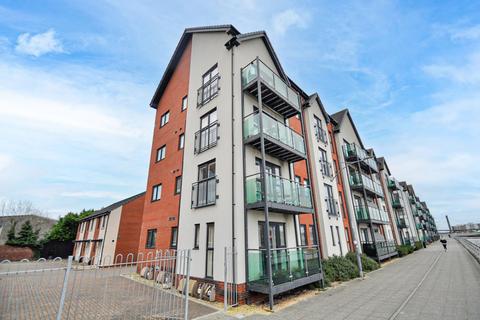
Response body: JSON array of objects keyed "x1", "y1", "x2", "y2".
[{"x1": 0, "y1": 250, "x2": 191, "y2": 320}]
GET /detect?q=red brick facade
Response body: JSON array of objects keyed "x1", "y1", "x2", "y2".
[
  {"x1": 115, "y1": 195, "x2": 145, "y2": 259},
  {"x1": 137, "y1": 39, "x2": 192, "y2": 256}
]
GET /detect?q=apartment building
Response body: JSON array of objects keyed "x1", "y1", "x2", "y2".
[
  {"x1": 74, "y1": 192, "x2": 145, "y2": 264},
  {"x1": 140, "y1": 25, "x2": 324, "y2": 308},
  {"x1": 139, "y1": 24, "x2": 438, "y2": 307},
  {"x1": 377, "y1": 158, "x2": 417, "y2": 246},
  {"x1": 300, "y1": 93, "x2": 349, "y2": 257},
  {"x1": 331, "y1": 109, "x2": 397, "y2": 261}
]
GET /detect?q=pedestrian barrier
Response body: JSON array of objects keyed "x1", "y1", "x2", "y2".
[
  {"x1": 0, "y1": 250, "x2": 191, "y2": 320},
  {"x1": 456, "y1": 237, "x2": 480, "y2": 264}
]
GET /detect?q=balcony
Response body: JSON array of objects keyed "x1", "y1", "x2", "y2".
[
  {"x1": 355, "y1": 205, "x2": 389, "y2": 224},
  {"x1": 362, "y1": 241, "x2": 397, "y2": 261},
  {"x1": 191, "y1": 176, "x2": 218, "y2": 208},
  {"x1": 194, "y1": 121, "x2": 219, "y2": 154},
  {"x1": 247, "y1": 246, "x2": 322, "y2": 295},
  {"x1": 391, "y1": 194, "x2": 403, "y2": 208},
  {"x1": 324, "y1": 197, "x2": 339, "y2": 216},
  {"x1": 342, "y1": 143, "x2": 378, "y2": 173},
  {"x1": 245, "y1": 173, "x2": 313, "y2": 214},
  {"x1": 244, "y1": 112, "x2": 306, "y2": 162},
  {"x1": 242, "y1": 58, "x2": 300, "y2": 118},
  {"x1": 349, "y1": 172, "x2": 384, "y2": 198},
  {"x1": 397, "y1": 217, "x2": 408, "y2": 229},
  {"x1": 387, "y1": 178, "x2": 401, "y2": 190},
  {"x1": 197, "y1": 74, "x2": 219, "y2": 107}
]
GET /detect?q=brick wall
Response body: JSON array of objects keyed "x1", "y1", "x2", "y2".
[
  {"x1": 138, "y1": 38, "x2": 191, "y2": 256},
  {"x1": 115, "y1": 194, "x2": 145, "y2": 259},
  {"x1": 0, "y1": 245, "x2": 34, "y2": 261}
]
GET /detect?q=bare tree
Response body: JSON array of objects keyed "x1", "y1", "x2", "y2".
[{"x1": 0, "y1": 199, "x2": 45, "y2": 217}]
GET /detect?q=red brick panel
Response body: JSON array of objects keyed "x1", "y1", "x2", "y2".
[
  {"x1": 115, "y1": 194, "x2": 146, "y2": 259},
  {"x1": 138, "y1": 38, "x2": 191, "y2": 257}
]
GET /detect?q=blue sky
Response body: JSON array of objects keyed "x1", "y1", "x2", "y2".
[{"x1": 0, "y1": 0, "x2": 479, "y2": 229}]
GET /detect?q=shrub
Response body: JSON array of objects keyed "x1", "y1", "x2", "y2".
[
  {"x1": 345, "y1": 252, "x2": 380, "y2": 272},
  {"x1": 322, "y1": 255, "x2": 359, "y2": 286},
  {"x1": 414, "y1": 241, "x2": 423, "y2": 251},
  {"x1": 396, "y1": 245, "x2": 413, "y2": 257}
]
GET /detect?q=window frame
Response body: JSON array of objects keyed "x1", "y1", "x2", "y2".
[
  {"x1": 330, "y1": 225, "x2": 336, "y2": 246},
  {"x1": 146, "y1": 229, "x2": 157, "y2": 249},
  {"x1": 160, "y1": 111, "x2": 170, "y2": 127},
  {"x1": 156, "y1": 145, "x2": 166, "y2": 162},
  {"x1": 178, "y1": 134, "x2": 185, "y2": 150},
  {"x1": 151, "y1": 184, "x2": 162, "y2": 202},
  {"x1": 205, "y1": 223, "x2": 215, "y2": 278},
  {"x1": 170, "y1": 227, "x2": 178, "y2": 249},
  {"x1": 193, "y1": 224, "x2": 200, "y2": 249},
  {"x1": 299, "y1": 224, "x2": 308, "y2": 246},
  {"x1": 174, "y1": 176, "x2": 182, "y2": 195},
  {"x1": 181, "y1": 95, "x2": 188, "y2": 111}
]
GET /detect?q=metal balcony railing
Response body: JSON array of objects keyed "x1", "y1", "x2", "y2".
[
  {"x1": 325, "y1": 197, "x2": 338, "y2": 216},
  {"x1": 242, "y1": 59, "x2": 300, "y2": 110},
  {"x1": 343, "y1": 143, "x2": 378, "y2": 172},
  {"x1": 391, "y1": 193, "x2": 403, "y2": 208},
  {"x1": 349, "y1": 172, "x2": 384, "y2": 197},
  {"x1": 194, "y1": 121, "x2": 219, "y2": 154},
  {"x1": 191, "y1": 176, "x2": 218, "y2": 208},
  {"x1": 362, "y1": 241, "x2": 397, "y2": 260},
  {"x1": 355, "y1": 205, "x2": 389, "y2": 223},
  {"x1": 245, "y1": 173, "x2": 313, "y2": 209},
  {"x1": 243, "y1": 112, "x2": 305, "y2": 155},
  {"x1": 247, "y1": 246, "x2": 321, "y2": 293},
  {"x1": 197, "y1": 74, "x2": 220, "y2": 107},
  {"x1": 320, "y1": 160, "x2": 334, "y2": 178},
  {"x1": 315, "y1": 126, "x2": 328, "y2": 144}
]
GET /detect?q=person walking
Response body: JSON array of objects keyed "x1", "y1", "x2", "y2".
[{"x1": 440, "y1": 238, "x2": 447, "y2": 251}]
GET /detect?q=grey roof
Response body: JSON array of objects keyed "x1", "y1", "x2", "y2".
[
  {"x1": 150, "y1": 25, "x2": 239, "y2": 108},
  {"x1": 330, "y1": 108, "x2": 365, "y2": 148},
  {"x1": 81, "y1": 192, "x2": 145, "y2": 221},
  {"x1": 150, "y1": 24, "x2": 297, "y2": 109},
  {"x1": 376, "y1": 156, "x2": 390, "y2": 174},
  {"x1": 306, "y1": 93, "x2": 330, "y2": 123}
]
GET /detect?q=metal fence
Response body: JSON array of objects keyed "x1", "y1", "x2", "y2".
[
  {"x1": 456, "y1": 237, "x2": 480, "y2": 264},
  {"x1": 0, "y1": 250, "x2": 191, "y2": 320}
]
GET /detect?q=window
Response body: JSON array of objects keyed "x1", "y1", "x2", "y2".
[
  {"x1": 325, "y1": 184, "x2": 336, "y2": 215},
  {"x1": 192, "y1": 160, "x2": 216, "y2": 208},
  {"x1": 259, "y1": 222, "x2": 286, "y2": 249},
  {"x1": 178, "y1": 134, "x2": 185, "y2": 150},
  {"x1": 156, "y1": 145, "x2": 166, "y2": 162},
  {"x1": 170, "y1": 227, "x2": 178, "y2": 248},
  {"x1": 152, "y1": 184, "x2": 162, "y2": 202},
  {"x1": 146, "y1": 229, "x2": 157, "y2": 248},
  {"x1": 314, "y1": 116, "x2": 327, "y2": 143},
  {"x1": 101, "y1": 216, "x2": 107, "y2": 229},
  {"x1": 345, "y1": 228, "x2": 350, "y2": 247},
  {"x1": 89, "y1": 220, "x2": 94, "y2": 231},
  {"x1": 330, "y1": 225, "x2": 336, "y2": 246},
  {"x1": 160, "y1": 111, "x2": 170, "y2": 127},
  {"x1": 181, "y1": 95, "x2": 188, "y2": 111},
  {"x1": 336, "y1": 226, "x2": 342, "y2": 254},
  {"x1": 319, "y1": 148, "x2": 331, "y2": 177},
  {"x1": 195, "y1": 109, "x2": 218, "y2": 154},
  {"x1": 206, "y1": 223, "x2": 215, "y2": 278},
  {"x1": 309, "y1": 225, "x2": 318, "y2": 245},
  {"x1": 174, "y1": 176, "x2": 182, "y2": 195},
  {"x1": 198, "y1": 64, "x2": 219, "y2": 106},
  {"x1": 193, "y1": 224, "x2": 200, "y2": 249},
  {"x1": 300, "y1": 224, "x2": 308, "y2": 246},
  {"x1": 339, "y1": 192, "x2": 345, "y2": 218}
]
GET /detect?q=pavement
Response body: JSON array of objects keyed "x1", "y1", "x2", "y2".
[{"x1": 207, "y1": 240, "x2": 480, "y2": 320}]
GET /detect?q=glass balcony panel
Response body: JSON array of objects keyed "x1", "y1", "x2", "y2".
[
  {"x1": 259, "y1": 61, "x2": 275, "y2": 87},
  {"x1": 273, "y1": 73, "x2": 288, "y2": 98},
  {"x1": 287, "y1": 87, "x2": 300, "y2": 108},
  {"x1": 242, "y1": 63, "x2": 257, "y2": 86},
  {"x1": 292, "y1": 131, "x2": 305, "y2": 154},
  {"x1": 243, "y1": 113, "x2": 259, "y2": 139},
  {"x1": 263, "y1": 115, "x2": 279, "y2": 140}
]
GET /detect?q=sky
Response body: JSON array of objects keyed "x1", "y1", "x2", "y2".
[{"x1": 0, "y1": 0, "x2": 479, "y2": 229}]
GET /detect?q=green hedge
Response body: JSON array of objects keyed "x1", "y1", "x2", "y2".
[
  {"x1": 414, "y1": 241, "x2": 424, "y2": 251},
  {"x1": 345, "y1": 252, "x2": 379, "y2": 272},
  {"x1": 322, "y1": 255, "x2": 359, "y2": 286},
  {"x1": 396, "y1": 244, "x2": 414, "y2": 257}
]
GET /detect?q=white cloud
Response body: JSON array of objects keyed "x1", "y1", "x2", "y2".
[
  {"x1": 423, "y1": 51, "x2": 480, "y2": 84},
  {"x1": 15, "y1": 29, "x2": 64, "y2": 57},
  {"x1": 450, "y1": 25, "x2": 480, "y2": 40},
  {"x1": 272, "y1": 9, "x2": 308, "y2": 35}
]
